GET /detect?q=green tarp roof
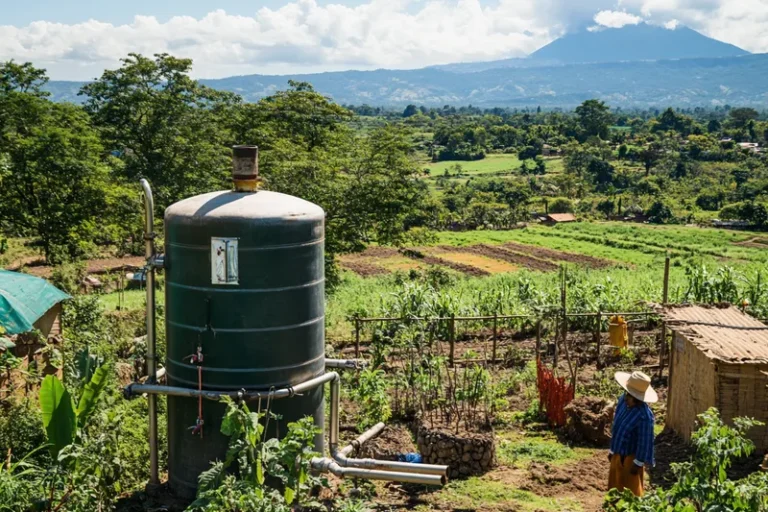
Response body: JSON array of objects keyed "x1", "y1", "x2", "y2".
[{"x1": 0, "y1": 270, "x2": 70, "y2": 335}]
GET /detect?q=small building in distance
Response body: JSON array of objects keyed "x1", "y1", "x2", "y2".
[
  {"x1": 0, "y1": 270, "x2": 70, "y2": 338},
  {"x1": 737, "y1": 142, "x2": 761, "y2": 154},
  {"x1": 662, "y1": 304, "x2": 768, "y2": 450},
  {"x1": 542, "y1": 144, "x2": 562, "y2": 157},
  {"x1": 541, "y1": 213, "x2": 576, "y2": 225}
]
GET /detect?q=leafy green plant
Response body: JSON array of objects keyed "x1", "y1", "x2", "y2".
[
  {"x1": 39, "y1": 365, "x2": 111, "y2": 457},
  {"x1": 193, "y1": 398, "x2": 323, "y2": 509},
  {"x1": 606, "y1": 408, "x2": 768, "y2": 511},
  {"x1": 352, "y1": 368, "x2": 391, "y2": 432}
]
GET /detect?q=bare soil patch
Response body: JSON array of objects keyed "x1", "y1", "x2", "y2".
[
  {"x1": 501, "y1": 242, "x2": 612, "y2": 269},
  {"x1": 9, "y1": 256, "x2": 145, "y2": 278},
  {"x1": 431, "y1": 250, "x2": 518, "y2": 274},
  {"x1": 402, "y1": 249, "x2": 490, "y2": 277},
  {"x1": 359, "y1": 424, "x2": 416, "y2": 461},
  {"x1": 451, "y1": 244, "x2": 560, "y2": 272},
  {"x1": 339, "y1": 258, "x2": 390, "y2": 277}
]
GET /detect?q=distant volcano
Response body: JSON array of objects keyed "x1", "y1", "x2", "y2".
[{"x1": 529, "y1": 23, "x2": 749, "y2": 64}]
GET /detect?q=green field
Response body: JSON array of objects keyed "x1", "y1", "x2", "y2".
[
  {"x1": 439, "y1": 222, "x2": 767, "y2": 267},
  {"x1": 327, "y1": 222, "x2": 768, "y2": 340},
  {"x1": 423, "y1": 154, "x2": 564, "y2": 177}
]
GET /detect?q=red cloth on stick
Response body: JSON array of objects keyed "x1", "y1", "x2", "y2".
[{"x1": 536, "y1": 357, "x2": 575, "y2": 427}]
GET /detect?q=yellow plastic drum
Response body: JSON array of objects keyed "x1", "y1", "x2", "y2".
[{"x1": 608, "y1": 315, "x2": 628, "y2": 353}]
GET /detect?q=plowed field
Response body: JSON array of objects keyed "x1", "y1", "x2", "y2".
[{"x1": 339, "y1": 242, "x2": 613, "y2": 277}]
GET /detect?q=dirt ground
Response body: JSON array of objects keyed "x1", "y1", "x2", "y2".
[
  {"x1": 338, "y1": 242, "x2": 614, "y2": 277},
  {"x1": 116, "y1": 324, "x2": 764, "y2": 512},
  {"x1": 7, "y1": 255, "x2": 145, "y2": 278}
]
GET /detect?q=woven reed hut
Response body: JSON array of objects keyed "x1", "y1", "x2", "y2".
[{"x1": 663, "y1": 305, "x2": 768, "y2": 450}]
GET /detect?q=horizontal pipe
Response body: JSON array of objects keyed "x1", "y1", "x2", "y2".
[
  {"x1": 125, "y1": 371, "x2": 338, "y2": 402},
  {"x1": 325, "y1": 358, "x2": 366, "y2": 370},
  {"x1": 338, "y1": 422, "x2": 386, "y2": 457},
  {"x1": 311, "y1": 458, "x2": 446, "y2": 486},
  {"x1": 328, "y1": 381, "x2": 448, "y2": 479}
]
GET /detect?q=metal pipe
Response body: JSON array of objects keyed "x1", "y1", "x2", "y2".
[
  {"x1": 139, "y1": 178, "x2": 158, "y2": 487},
  {"x1": 310, "y1": 458, "x2": 446, "y2": 486},
  {"x1": 327, "y1": 377, "x2": 448, "y2": 479},
  {"x1": 325, "y1": 358, "x2": 366, "y2": 370},
  {"x1": 338, "y1": 422, "x2": 386, "y2": 457},
  {"x1": 329, "y1": 373, "x2": 340, "y2": 448},
  {"x1": 125, "y1": 371, "x2": 339, "y2": 402}
]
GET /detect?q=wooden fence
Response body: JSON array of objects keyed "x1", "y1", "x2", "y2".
[{"x1": 349, "y1": 310, "x2": 656, "y2": 367}]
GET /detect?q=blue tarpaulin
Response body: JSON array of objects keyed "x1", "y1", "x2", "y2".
[{"x1": 0, "y1": 270, "x2": 70, "y2": 335}]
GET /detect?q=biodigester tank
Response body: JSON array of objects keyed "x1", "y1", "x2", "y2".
[{"x1": 163, "y1": 146, "x2": 325, "y2": 497}]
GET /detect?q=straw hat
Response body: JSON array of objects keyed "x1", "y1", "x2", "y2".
[{"x1": 615, "y1": 371, "x2": 658, "y2": 404}]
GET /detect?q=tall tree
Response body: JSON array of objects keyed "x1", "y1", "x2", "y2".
[
  {"x1": 728, "y1": 108, "x2": 759, "y2": 129},
  {"x1": 81, "y1": 53, "x2": 240, "y2": 209},
  {"x1": 575, "y1": 99, "x2": 613, "y2": 140},
  {"x1": 0, "y1": 100, "x2": 110, "y2": 263},
  {"x1": 231, "y1": 82, "x2": 427, "y2": 287}
]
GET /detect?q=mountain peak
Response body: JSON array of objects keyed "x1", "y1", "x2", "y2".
[{"x1": 530, "y1": 23, "x2": 749, "y2": 64}]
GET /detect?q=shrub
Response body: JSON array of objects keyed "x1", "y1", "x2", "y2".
[
  {"x1": 548, "y1": 197, "x2": 574, "y2": 214},
  {"x1": 646, "y1": 200, "x2": 674, "y2": 224},
  {"x1": 719, "y1": 202, "x2": 744, "y2": 220}
]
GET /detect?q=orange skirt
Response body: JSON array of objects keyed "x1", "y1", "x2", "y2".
[{"x1": 608, "y1": 453, "x2": 644, "y2": 497}]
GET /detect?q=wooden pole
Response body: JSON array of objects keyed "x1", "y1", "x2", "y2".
[
  {"x1": 354, "y1": 316, "x2": 361, "y2": 358},
  {"x1": 556, "y1": 266, "x2": 567, "y2": 370},
  {"x1": 595, "y1": 311, "x2": 602, "y2": 370},
  {"x1": 492, "y1": 313, "x2": 498, "y2": 364},
  {"x1": 536, "y1": 319, "x2": 543, "y2": 415},
  {"x1": 658, "y1": 254, "x2": 670, "y2": 379},
  {"x1": 535, "y1": 319, "x2": 542, "y2": 358},
  {"x1": 449, "y1": 314, "x2": 456, "y2": 367}
]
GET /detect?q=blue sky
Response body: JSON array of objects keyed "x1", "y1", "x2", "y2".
[{"x1": 0, "y1": 0, "x2": 763, "y2": 80}]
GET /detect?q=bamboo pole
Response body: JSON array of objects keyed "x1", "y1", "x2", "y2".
[
  {"x1": 355, "y1": 316, "x2": 361, "y2": 359},
  {"x1": 449, "y1": 314, "x2": 456, "y2": 367},
  {"x1": 595, "y1": 310, "x2": 602, "y2": 370},
  {"x1": 658, "y1": 254, "x2": 670, "y2": 379},
  {"x1": 492, "y1": 313, "x2": 498, "y2": 364}
]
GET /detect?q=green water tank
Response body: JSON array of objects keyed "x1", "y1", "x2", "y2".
[{"x1": 163, "y1": 182, "x2": 325, "y2": 498}]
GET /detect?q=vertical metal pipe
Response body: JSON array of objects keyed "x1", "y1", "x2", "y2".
[
  {"x1": 329, "y1": 373, "x2": 340, "y2": 450},
  {"x1": 139, "y1": 178, "x2": 158, "y2": 487}
]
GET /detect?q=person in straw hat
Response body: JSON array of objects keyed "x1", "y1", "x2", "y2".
[{"x1": 608, "y1": 371, "x2": 657, "y2": 497}]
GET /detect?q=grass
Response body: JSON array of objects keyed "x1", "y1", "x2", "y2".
[
  {"x1": 424, "y1": 154, "x2": 524, "y2": 176},
  {"x1": 435, "y1": 477, "x2": 583, "y2": 511},
  {"x1": 98, "y1": 289, "x2": 156, "y2": 311},
  {"x1": 496, "y1": 433, "x2": 594, "y2": 468}
]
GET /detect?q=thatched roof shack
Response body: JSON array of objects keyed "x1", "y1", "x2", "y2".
[{"x1": 662, "y1": 304, "x2": 768, "y2": 450}]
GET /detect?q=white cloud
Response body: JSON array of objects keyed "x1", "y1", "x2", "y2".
[
  {"x1": 0, "y1": 0, "x2": 764, "y2": 80},
  {"x1": 593, "y1": 10, "x2": 643, "y2": 28}
]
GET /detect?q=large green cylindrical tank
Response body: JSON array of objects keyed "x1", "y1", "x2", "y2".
[{"x1": 163, "y1": 183, "x2": 325, "y2": 498}]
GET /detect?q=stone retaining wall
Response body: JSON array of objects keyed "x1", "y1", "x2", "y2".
[{"x1": 415, "y1": 422, "x2": 496, "y2": 479}]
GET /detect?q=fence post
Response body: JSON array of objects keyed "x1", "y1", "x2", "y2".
[
  {"x1": 492, "y1": 313, "x2": 498, "y2": 364},
  {"x1": 354, "y1": 316, "x2": 361, "y2": 359},
  {"x1": 658, "y1": 254, "x2": 671, "y2": 379},
  {"x1": 595, "y1": 311, "x2": 602, "y2": 370},
  {"x1": 535, "y1": 319, "x2": 541, "y2": 359},
  {"x1": 449, "y1": 314, "x2": 456, "y2": 367}
]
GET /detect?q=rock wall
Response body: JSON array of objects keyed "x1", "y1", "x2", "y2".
[{"x1": 415, "y1": 423, "x2": 496, "y2": 479}]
